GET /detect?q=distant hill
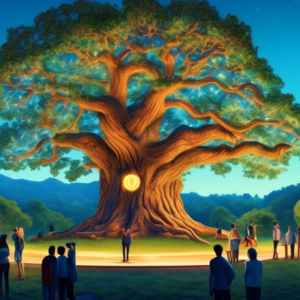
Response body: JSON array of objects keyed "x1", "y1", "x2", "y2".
[
  {"x1": 1, "y1": 173, "x2": 300, "y2": 229},
  {"x1": 0, "y1": 174, "x2": 99, "y2": 223}
]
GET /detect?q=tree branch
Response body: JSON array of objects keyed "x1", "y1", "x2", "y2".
[
  {"x1": 148, "y1": 124, "x2": 239, "y2": 169},
  {"x1": 165, "y1": 100, "x2": 296, "y2": 137},
  {"x1": 154, "y1": 142, "x2": 293, "y2": 183},
  {"x1": 126, "y1": 77, "x2": 266, "y2": 137}
]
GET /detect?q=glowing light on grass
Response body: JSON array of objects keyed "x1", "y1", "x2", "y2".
[{"x1": 123, "y1": 174, "x2": 140, "y2": 191}]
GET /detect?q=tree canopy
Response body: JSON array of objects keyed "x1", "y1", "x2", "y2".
[{"x1": 0, "y1": 0, "x2": 299, "y2": 182}]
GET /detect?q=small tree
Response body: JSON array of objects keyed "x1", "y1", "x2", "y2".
[
  {"x1": 0, "y1": 196, "x2": 32, "y2": 232},
  {"x1": 0, "y1": 0, "x2": 299, "y2": 242},
  {"x1": 209, "y1": 207, "x2": 236, "y2": 230},
  {"x1": 294, "y1": 200, "x2": 300, "y2": 226},
  {"x1": 236, "y1": 209, "x2": 275, "y2": 235}
]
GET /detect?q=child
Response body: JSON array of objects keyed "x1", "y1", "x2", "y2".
[{"x1": 57, "y1": 246, "x2": 69, "y2": 300}]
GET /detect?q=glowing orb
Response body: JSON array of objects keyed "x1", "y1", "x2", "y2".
[{"x1": 123, "y1": 174, "x2": 141, "y2": 192}]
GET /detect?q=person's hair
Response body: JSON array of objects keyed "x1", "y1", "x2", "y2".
[
  {"x1": 231, "y1": 223, "x2": 236, "y2": 229},
  {"x1": 248, "y1": 248, "x2": 257, "y2": 260},
  {"x1": 57, "y1": 246, "x2": 65, "y2": 256},
  {"x1": 213, "y1": 244, "x2": 223, "y2": 256},
  {"x1": 273, "y1": 221, "x2": 278, "y2": 226},
  {"x1": 48, "y1": 245, "x2": 55, "y2": 255},
  {"x1": 289, "y1": 226, "x2": 292, "y2": 231},
  {"x1": 251, "y1": 221, "x2": 255, "y2": 225},
  {"x1": 0, "y1": 234, "x2": 9, "y2": 251},
  {"x1": 217, "y1": 229, "x2": 222, "y2": 234}
]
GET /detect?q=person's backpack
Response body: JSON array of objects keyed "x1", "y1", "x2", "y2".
[{"x1": 247, "y1": 225, "x2": 254, "y2": 239}]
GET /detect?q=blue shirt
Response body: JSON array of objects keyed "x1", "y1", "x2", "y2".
[
  {"x1": 57, "y1": 256, "x2": 69, "y2": 278},
  {"x1": 209, "y1": 256, "x2": 235, "y2": 291}
]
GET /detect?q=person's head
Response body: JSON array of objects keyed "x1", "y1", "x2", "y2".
[
  {"x1": 273, "y1": 221, "x2": 278, "y2": 226},
  {"x1": 57, "y1": 246, "x2": 65, "y2": 256},
  {"x1": 289, "y1": 226, "x2": 292, "y2": 231},
  {"x1": 12, "y1": 228, "x2": 17, "y2": 233},
  {"x1": 251, "y1": 221, "x2": 255, "y2": 226},
  {"x1": 231, "y1": 223, "x2": 236, "y2": 229},
  {"x1": 213, "y1": 244, "x2": 223, "y2": 256},
  {"x1": 17, "y1": 227, "x2": 24, "y2": 239},
  {"x1": 217, "y1": 229, "x2": 222, "y2": 234},
  {"x1": 248, "y1": 248, "x2": 257, "y2": 260},
  {"x1": 0, "y1": 234, "x2": 9, "y2": 250},
  {"x1": 48, "y1": 245, "x2": 55, "y2": 256}
]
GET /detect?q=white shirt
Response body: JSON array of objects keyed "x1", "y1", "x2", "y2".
[
  {"x1": 273, "y1": 225, "x2": 280, "y2": 241},
  {"x1": 244, "y1": 260, "x2": 263, "y2": 287}
]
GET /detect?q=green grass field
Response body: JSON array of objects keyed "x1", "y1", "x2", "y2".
[
  {"x1": 14, "y1": 236, "x2": 272, "y2": 254},
  {"x1": 4, "y1": 259, "x2": 300, "y2": 300}
]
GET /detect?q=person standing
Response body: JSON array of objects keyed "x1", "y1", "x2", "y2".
[
  {"x1": 42, "y1": 245, "x2": 58, "y2": 300},
  {"x1": 0, "y1": 234, "x2": 10, "y2": 298},
  {"x1": 244, "y1": 248, "x2": 263, "y2": 300},
  {"x1": 285, "y1": 226, "x2": 297, "y2": 259},
  {"x1": 122, "y1": 227, "x2": 131, "y2": 262},
  {"x1": 49, "y1": 224, "x2": 55, "y2": 236},
  {"x1": 247, "y1": 221, "x2": 257, "y2": 246},
  {"x1": 66, "y1": 242, "x2": 77, "y2": 300},
  {"x1": 209, "y1": 244, "x2": 235, "y2": 300},
  {"x1": 229, "y1": 224, "x2": 241, "y2": 263},
  {"x1": 273, "y1": 222, "x2": 280, "y2": 259},
  {"x1": 57, "y1": 246, "x2": 69, "y2": 300},
  {"x1": 12, "y1": 227, "x2": 25, "y2": 280}
]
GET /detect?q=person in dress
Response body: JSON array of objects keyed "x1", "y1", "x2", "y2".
[
  {"x1": 285, "y1": 226, "x2": 297, "y2": 259},
  {"x1": 273, "y1": 221, "x2": 280, "y2": 259},
  {"x1": 122, "y1": 227, "x2": 131, "y2": 262},
  {"x1": 12, "y1": 227, "x2": 25, "y2": 280},
  {"x1": 41, "y1": 245, "x2": 58, "y2": 300},
  {"x1": 244, "y1": 248, "x2": 263, "y2": 300},
  {"x1": 229, "y1": 223, "x2": 242, "y2": 263},
  {"x1": 0, "y1": 234, "x2": 10, "y2": 298}
]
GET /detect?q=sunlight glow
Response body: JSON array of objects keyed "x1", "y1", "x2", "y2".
[{"x1": 123, "y1": 174, "x2": 141, "y2": 192}]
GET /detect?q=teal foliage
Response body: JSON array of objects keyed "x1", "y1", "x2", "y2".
[{"x1": 0, "y1": 0, "x2": 298, "y2": 183}]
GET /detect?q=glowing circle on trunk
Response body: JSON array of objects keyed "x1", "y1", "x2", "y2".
[{"x1": 123, "y1": 174, "x2": 140, "y2": 191}]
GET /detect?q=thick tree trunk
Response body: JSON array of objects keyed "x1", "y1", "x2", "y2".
[{"x1": 53, "y1": 167, "x2": 217, "y2": 243}]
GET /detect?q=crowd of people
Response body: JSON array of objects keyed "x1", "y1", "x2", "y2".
[{"x1": 1, "y1": 222, "x2": 300, "y2": 299}]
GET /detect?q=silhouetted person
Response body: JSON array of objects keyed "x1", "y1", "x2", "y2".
[
  {"x1": 122, "y1": 227, "x2": 131, "y2": 262},
  {"x1": 57, "y1": 246, "x2": 69, "y2": 300},
  {"x1": 229, "y1": 223, "x2": 241, "y2": 263},
  {"x1": 49, "y1": 223, "x2": 55, "y2": 236},
  {"x1": 209, "y1": 244, "x2": 235, "y2": 300},
  {"x1": 244, "y1": 248, "x2": 263, "y2": 300},
  {"x1": 0, "y1": 234, "x2": 10, "y2": 298},
  {"x1": 12, "y1": 227, "x2": 25, "y2": 280},
  {"x1": 42, "y1": 245, "x2": 58, "y2": 300},
  {"x1": 38, "y1": 230, "x2": 44, "y2": 238},
  {"x1": 247, "y1": 221, "x2": 256, "y2": 246},
  {"x1": 66, "y1": 242, "x2": 77, "y2": 300},
  {"x1": 216, "y1": 218, "x2": 219, "y2": 228},
  {"x1": 285, "y1": 226, "x2": 296, "y2": 259},
  {"x1": 273, "y1": 221, "x2": 280, "y2": 259}
]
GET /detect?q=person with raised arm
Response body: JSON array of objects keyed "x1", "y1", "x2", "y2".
[
  {"x1": 122, "y1": 227, "x2": 131, "y2": 262},
  {"x1": 12, "y1": 227, "x2": 25, "y2": 280}
]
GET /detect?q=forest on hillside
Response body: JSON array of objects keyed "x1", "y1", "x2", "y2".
[{"x1": 0, "y1": 175, "x2": 299, "y2": 238}]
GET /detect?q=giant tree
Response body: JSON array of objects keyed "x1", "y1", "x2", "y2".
[{"x1": 0, "y1": 0, "x2": 299, "y2": 242}]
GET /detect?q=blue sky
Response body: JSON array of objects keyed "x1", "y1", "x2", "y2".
[{"x1": 0, "y1": 0, "x2": 299, "y2": 197}]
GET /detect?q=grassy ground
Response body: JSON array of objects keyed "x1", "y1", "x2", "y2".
[
  {"x1": 18, "y1": 236, "x2": 229, "y2": 254},
  {"x1": 14, "y1": 236, "x2": 272, "y2": 254},
  {"x1": 4, "y1": 259, "x2": 300, "y2": 300}
]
